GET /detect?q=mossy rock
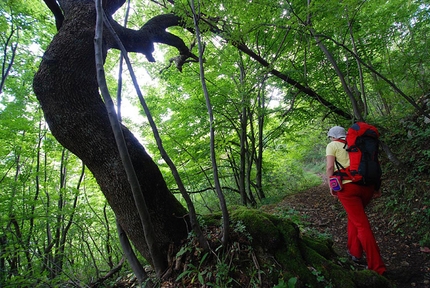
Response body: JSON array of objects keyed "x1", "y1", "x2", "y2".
[
  {"x1": 230, "y1": 207, "x2": 283, "y2": 251},
  {"x1": 353, "y1": 270, "x2": 392, "y2": 288},
  {"x1": 196, "y1": 207, "x2": 392, "y2": 287},
  {"x1": 225, "y1": 207, "x2": 393, "y2": 287}
]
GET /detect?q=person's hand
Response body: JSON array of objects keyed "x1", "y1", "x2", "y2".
[
  {"x1": 373, "y1": 189, "x2": 382, "y2": 199},
  {"x1": 329, "y1": 188, "x2": 338, "y2": 198}
]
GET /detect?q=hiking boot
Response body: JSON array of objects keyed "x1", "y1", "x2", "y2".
[{"x1": 347, "y1": 250, "x2": 367, "y2": 265}]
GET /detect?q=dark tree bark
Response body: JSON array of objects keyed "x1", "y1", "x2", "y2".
[{"x1": 33, "y1": 0, "x2": 191, "y2": 264}]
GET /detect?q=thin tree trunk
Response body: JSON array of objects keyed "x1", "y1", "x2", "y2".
[
  {"x1": 239, "y1": 107, "x2": 247, "y2": 205},
  {"x1": 0, "y1": 235, "x2": 5, "y2": 283},
  {"x1": 0, "y1": 27, "x2": 17, "y2": 94},
  {"x1": 239, "y1": 63, "x2": 248, "y2": 206},
  {"x1": 256, "y1": 86, "x2": 265, "y2": 199},
  {"x1": 116, "y1": 219, "x2": 153, "y2": 287},
  {"x1": 102, "y1": 9, "x2": 207, "y2": 252},
  {"x1": 380, "y1": 140, "x2": 402, "y2": 167},
  {"x1": 57, "y1": 162, "x2": 84, "y2": 273},
  {"x1": 26, "y1": 120, "x2": 45, "y2": 275},
  {"x1": 190, "y1": 0, "x2": 229, "y2": 245},
  {"x1": 94, "y1": 0, "x2": 166, "y2": 276},
  {"x1": 104, "y1": 204, "x2": 114, "y2": 269},
  {"x1": 311, "y1": 29, "x2": 362, "y2": 121},
  {"x1": 42, "y1": 149, "x2": 53, "y2": 276},
  {"x1": 348, "y1": 20, "x2": 368, "y2": 118}
]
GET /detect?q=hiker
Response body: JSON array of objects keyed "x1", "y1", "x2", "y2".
[{"x1": 325, "y1": 125, "x2": 386, "y2": 275}]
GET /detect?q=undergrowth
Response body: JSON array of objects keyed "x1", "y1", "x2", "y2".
[{"x1": 377, "y1": 113, "x2": 430, "y2": 247}]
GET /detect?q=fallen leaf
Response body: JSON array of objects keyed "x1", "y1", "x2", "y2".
[{"x1": 420, "y1": 247, "x2": 430, "y2": 253}]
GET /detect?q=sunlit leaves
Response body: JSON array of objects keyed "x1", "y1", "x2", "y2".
[{"x1": 1, "y1": 0, "x2": 429, "y2": 284}]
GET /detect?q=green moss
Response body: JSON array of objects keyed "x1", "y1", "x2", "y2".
[
  {"x1": 200, "y1": 211, "x2": 222, "y2": 226},
  {"x1": 273, "y1": 218, "x2": 319, "y2": 287},
  {"x1": 352, "y1": 270, "x2": 392, "y2": 288},
  {"x1": 276, "y1": 248, "x2": 318, "y2": 287},
  {"x1": 198, "y1": 208, "x2": 392, "y2": 287},
  {"x1": 301, "y1": 235, "x2": 335, "y2": 259},
  {"x1": 330, "y1": 270, "x2": 357, "y2": 288},
  {"x1": 299, "y1": 240, "x2": 355, "y2": 287},
  {"x1": 230, "y1": 207, "x2": 282, "y2": 250}
]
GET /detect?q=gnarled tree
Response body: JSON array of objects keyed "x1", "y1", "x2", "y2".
[{"x1": 33, "y1": 0, "x2": 194, "y2": 267}]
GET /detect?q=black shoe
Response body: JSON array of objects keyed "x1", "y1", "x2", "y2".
[{"x1": 347, "y1": 250, "x2": 367, "y2": 265}]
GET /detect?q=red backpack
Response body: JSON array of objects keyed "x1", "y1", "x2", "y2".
[{"x1": 335, "y1": 122, "x2": 382, "y2": 189}]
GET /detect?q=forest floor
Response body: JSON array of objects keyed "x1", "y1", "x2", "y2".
[
  {"x1": 115, "y1": 182, "x2": 430, "y2": 288},
  {"x1": 262, "y1": 183, "x2": 430, "y2": 288}
]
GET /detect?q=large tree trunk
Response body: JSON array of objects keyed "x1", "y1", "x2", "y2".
[{"x1": 33, "y1": 1, "x2": 189, "y2": 263}]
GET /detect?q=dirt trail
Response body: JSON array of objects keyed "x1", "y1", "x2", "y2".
[{"x1": 262, "y1": 183, "x2": 430, "y2": 288}]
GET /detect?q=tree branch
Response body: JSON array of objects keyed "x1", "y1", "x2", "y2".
[
  {"x1": 233, "y1": 41, "x2": 352, "y2": 119},
  {"x1": 321, "y1": 34, "x2": 430, "y2": 120},
  {"x1": 198, "y1": 17, "x2": 351, "y2": 120},
  {"x1": 1, "y1": 28, "x2": 17, "y2": 94},
  {"x1": 43, "y1": 0, "x2": 64, "y2": 30},
  {"x1": 88, "y1": 257, "x2": 125, "y2": 287},
  {"x1": 106, "y1": 14, "x2": 197, "y2": 64}
]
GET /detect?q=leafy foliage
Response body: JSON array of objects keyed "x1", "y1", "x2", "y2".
[{"x1": 1, "y1": 0, "x2": 429, "y2": 285}]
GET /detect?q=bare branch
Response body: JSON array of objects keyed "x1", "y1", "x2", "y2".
[
  {"x1": 1, "y1": 28, "x2": 17, "y2": 94},
  {"x1": 43, "y1": 0, "x2": 64, "y2": 30}
]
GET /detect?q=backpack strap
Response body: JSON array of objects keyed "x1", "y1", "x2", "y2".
[
  {"x1": 332, "y1": 139, "x2": 354, "y2": 180},
  {"x1": 334, "y1": 139, "x2": 347, "y2": 149},
  {"x1": 335, "y1": 159, "x2": 344, "y2": 171},
  {"x1": 334, "y1": 159, "x2": 353, "y2": 180}
]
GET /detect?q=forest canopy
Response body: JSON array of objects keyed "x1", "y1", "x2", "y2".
[{"x1": 1, "y1": 0, "x2": 429, "y2": 286}]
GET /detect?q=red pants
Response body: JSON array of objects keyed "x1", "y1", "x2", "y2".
[{"x1": 337, "y1": 183, "x2": 386, "y2": 275}]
